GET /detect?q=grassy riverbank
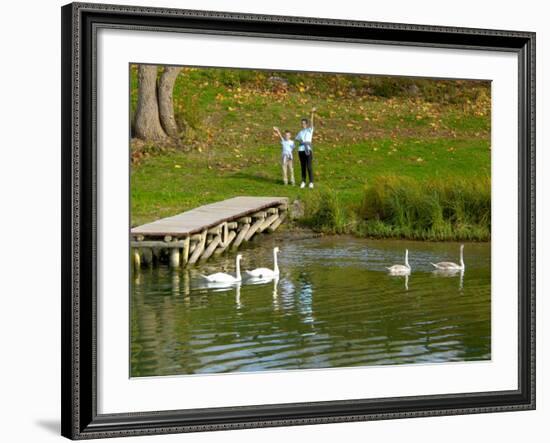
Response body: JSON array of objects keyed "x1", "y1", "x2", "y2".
[
  {"x1": 303, "y1": 176, "x2": 490, "y2": 241},
  {"x1": 131, "y1": 67, "x2": 491, "y2": 241}
]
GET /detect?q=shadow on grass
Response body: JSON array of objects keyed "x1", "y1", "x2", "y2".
[{"x1": 227, "y1": 172, "x2": 282, "y2": 186}]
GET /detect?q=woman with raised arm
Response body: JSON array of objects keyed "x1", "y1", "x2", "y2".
[{"x1": 295, "y1": 107, "x2": 317, "y2": 189}]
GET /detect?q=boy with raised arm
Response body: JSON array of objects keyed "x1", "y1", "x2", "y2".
[
  {"x1": 273, "y1": 126, "x2": 295, "y2": 186},
  {"x1": 295, "y1": 107, "x2": 316, "y2": 189}
]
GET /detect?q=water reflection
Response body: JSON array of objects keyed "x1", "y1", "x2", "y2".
[
  {"x1": 297, "y1": 273, "x2": 315, "y2": 327},
  {"x1": 131, "y1": 236, "x2": 490, "y2": 377},
  {"x1": 388, "y1": 272, "x2": 409, "y2": 290},
  {"x1": 235, "y1": 283, "x2": 241, "y2": 309},
  {"x1": 171, "y1": 272, "x2": 180, "y2": 297},
  {"x1": 238, "y1": 277, "x2": 282, "y2": 310},
  {"x1": 432, "y1": 268, "x2": 465, "y2": 290}
]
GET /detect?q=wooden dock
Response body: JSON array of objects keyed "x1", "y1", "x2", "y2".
[{"x1": 131, "y1": 196, "x2": 288, "y2": 268}]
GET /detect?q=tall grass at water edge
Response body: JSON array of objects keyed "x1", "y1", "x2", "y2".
[{"x1": 304, "y1": 175, "x2": 490, "y2": 241}]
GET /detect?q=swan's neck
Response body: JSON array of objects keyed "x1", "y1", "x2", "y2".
[
  {"x1": 405, "y1": 251, "x2": 410, "y2": 268},
  {"x1": 235, "y1": 258, "x2": 241, "y2": 280},
  {"x1": 460, "y1": 248, "x2": 465, "y2": 268},
  {"x1": 273, "y1": 250, "x2": 279, "y2": 273}
]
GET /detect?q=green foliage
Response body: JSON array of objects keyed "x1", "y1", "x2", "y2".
[
  {"x1": 366, "y1": 77, "x2": 417, "y2": 98},
  {"x1": 129, "y1": 65, "x2": 491, "y2": 241},
  {"x1": 359, "y1": 175, "x2": 491, "y2": 240},
  {"x1": 302, "y1": 190, "x2": 354, "y2": 234},
  {"x1": 296, "y1": 175, "x2": 491, "y2": 241}
]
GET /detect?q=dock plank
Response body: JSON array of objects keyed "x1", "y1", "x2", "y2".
[{"x1": 131, "y1": 196, "x2": 288, "y2": 237}]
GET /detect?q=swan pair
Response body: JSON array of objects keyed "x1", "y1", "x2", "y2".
[
  {"x1": 199, "y1": 247, "x2": 280, "y2": 284},
  {"x1": 386, "y1": 244, "x2": 465, "y2": 275}
]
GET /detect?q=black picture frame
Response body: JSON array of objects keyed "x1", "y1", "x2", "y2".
[{"x1": 61, "y1": 2, "x2": 536, "y2": 439}]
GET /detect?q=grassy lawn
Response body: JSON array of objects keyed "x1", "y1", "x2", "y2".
[{"x1": 130, "y1": 67, "x2": 491, "y2": 240}]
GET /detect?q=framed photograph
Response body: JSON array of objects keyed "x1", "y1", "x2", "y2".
[{"x1": 61, "y1": 2, "x2": 536, "y2": 439}]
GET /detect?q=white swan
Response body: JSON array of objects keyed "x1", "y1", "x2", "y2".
[
  {"x1": 200, "y1": 254, "x2": 242, "y2": 283},
  {"x1": 386, "y1": 249, "x2": 411, "y2": 275},
  {"x1": 245, "y1": 247, "x2": 280, "y2": 280},
  {"x1": 431, "y1": 244, "x2": 465, "y2": 271}
]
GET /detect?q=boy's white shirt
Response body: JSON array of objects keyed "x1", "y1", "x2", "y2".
[
  {"x1": 280, "y1": 138, "x2": 295, "y2": 158},
  {"x1": 296, "y1": 126, "x2": 314, "y2": 151}
]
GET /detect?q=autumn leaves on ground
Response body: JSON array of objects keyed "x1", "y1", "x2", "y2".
[{"x1": 130, "y1": 66, "x2": 491, "y2": 241}]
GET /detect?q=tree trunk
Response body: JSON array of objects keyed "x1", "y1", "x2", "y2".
[
  {"x1": 134, "y1": 65, "x2": 167, "y2": 141},
  {"x1": 158, "y1": 66, "x2": 182, "y2": 138}
]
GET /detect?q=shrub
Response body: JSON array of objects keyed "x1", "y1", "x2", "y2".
[{"x1": 303, "y1": 190, "x2": 355, "y2": 234}]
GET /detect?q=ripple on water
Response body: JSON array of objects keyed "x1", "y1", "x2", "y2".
[{"x1": 130, "y1": 236, "x2": 491, "y2": 377}]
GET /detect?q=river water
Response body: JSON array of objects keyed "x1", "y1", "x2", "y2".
[{"x1": 130, "y1": 234, "x2": 491, "y2": 377}]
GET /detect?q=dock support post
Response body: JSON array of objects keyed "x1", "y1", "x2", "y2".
[
  {"x1": 188, "y1": 229, "x2": 207, "y2": 264},
  {"x1": 259, "y1": 213, "x2": 279, "y2": 233},
  {"x1": 222, "y1": 222, "x2": 228, "y2": 246},
  {"x1": 214, "y1": 230, "x2": 237, "y2": 255},
  {"x1": 233, "y1": 224, "x2": 250, "y2": 250},
  {"x1": 151, "y1": 247, "x2": 161, "y2": 266},
  {"x1": 182, "y1": 236, "x2": 190, "y2": 267},
  {"x1": 268, "y1": 213, "x2": 287, "y2": 232},
  {"x1": 245, "y1": 217, "x2": 264, "y2": 241},
  {"x1": 132, "y1": 249, "x2": 141, "y2": 270},
  {"x1": 142, "y1": 248, "x2": 153, "y2": 266},
  {"x1": 200, "y1": 235, "x2": 222, "y2": 261},
  {"x1": 169, "y1": 248, "x2": 180, "y2": 268}
]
